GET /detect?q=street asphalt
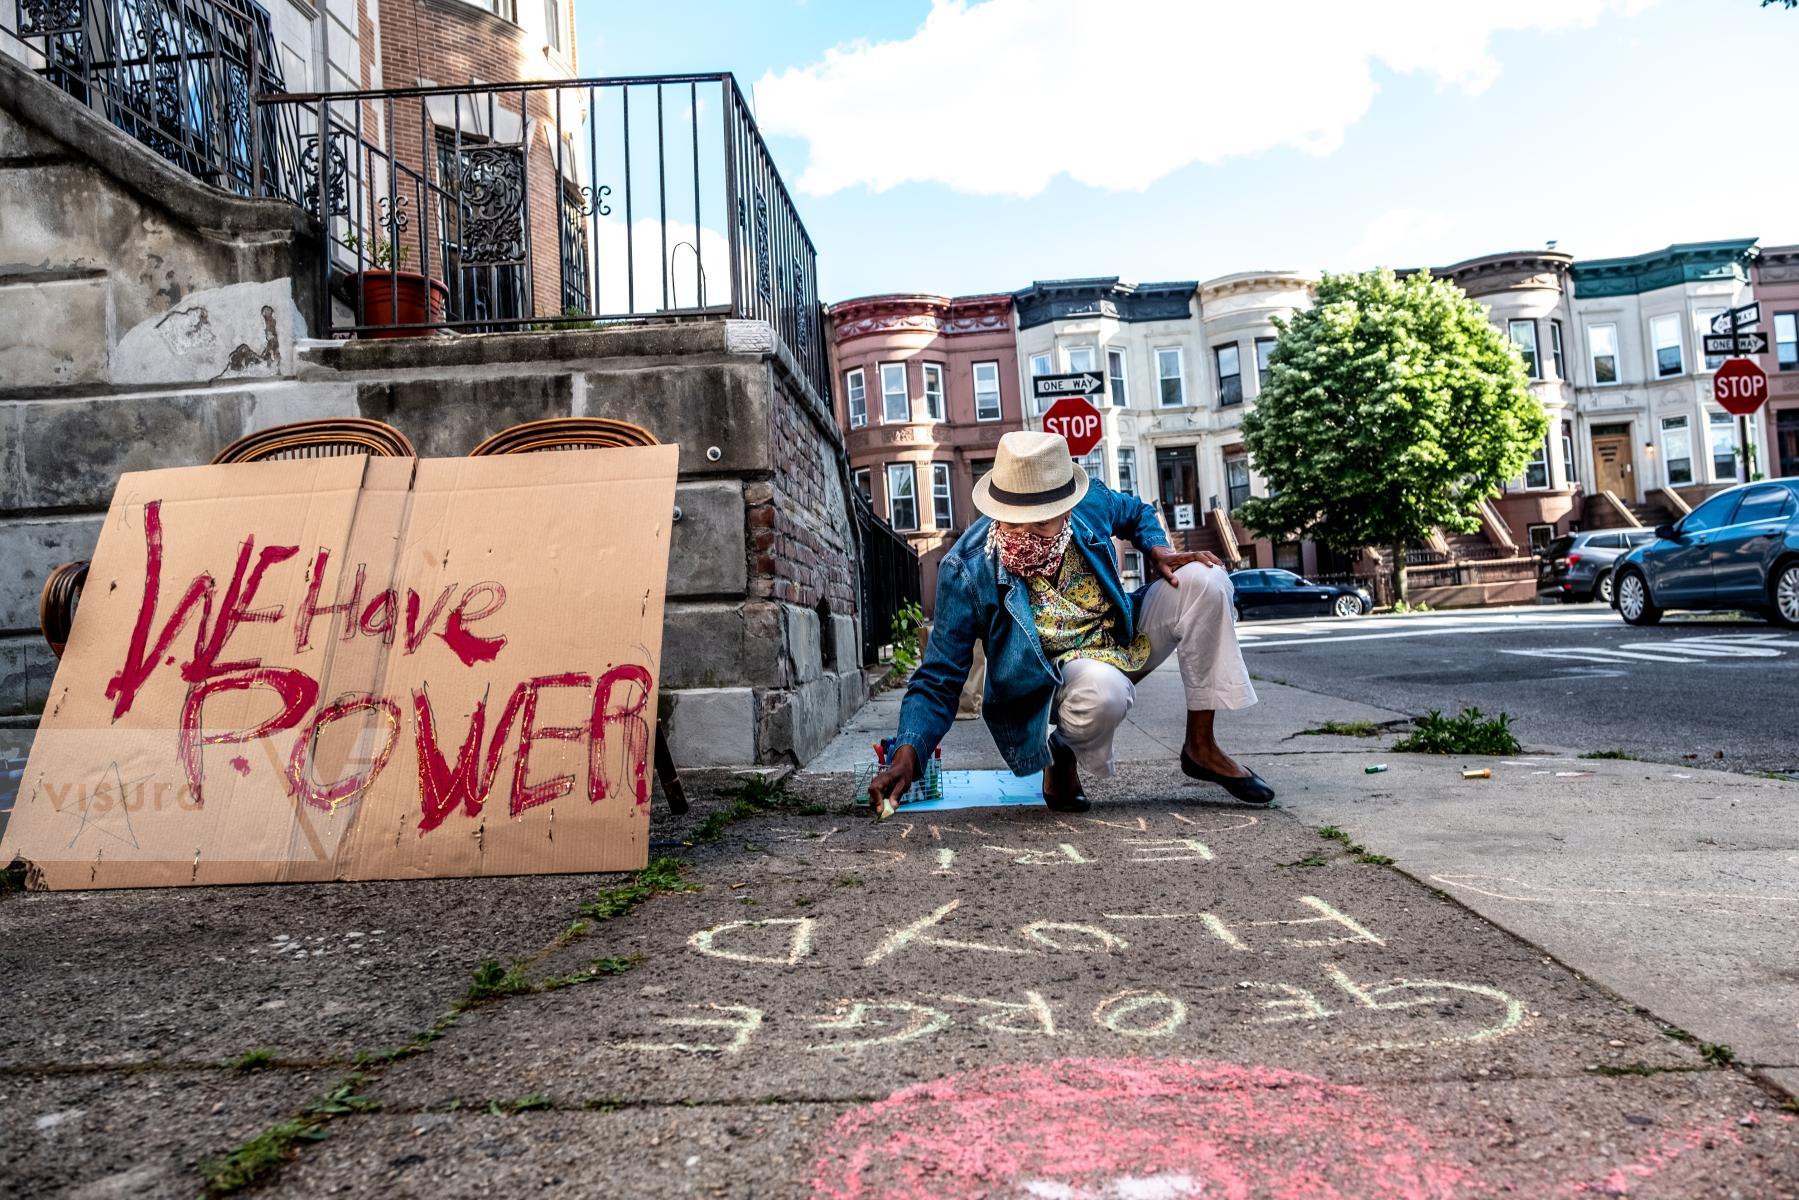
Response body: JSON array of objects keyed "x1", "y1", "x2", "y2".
[
  {"x1": 4, "y1": 641, "x2": 1798, "y2": 1199},
  {"x1": 1235, "y1": 603, "x2": 1799, "y2": 778}
]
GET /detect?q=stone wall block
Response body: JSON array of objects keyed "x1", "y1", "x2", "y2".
[{"x1": 667, "y1": 481, "x2": 746, "y2": 597}]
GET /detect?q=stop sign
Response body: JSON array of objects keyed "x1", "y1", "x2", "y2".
[
  {"x1": 1042, "y1": 396, "x2": 1104, "y2": 457},
  {"x1": 1714, "y1": 357, "x2": 1769, "y2": 415}
]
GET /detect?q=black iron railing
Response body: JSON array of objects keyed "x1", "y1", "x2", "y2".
[
  {"x1": 853, "y1": 491, "x2": 922, "y2": 668},
  {"x1": 3, "y1": 0, "x2": 297, "y2": 196},
  {"x1": 256, "y1": 74, "x2": 828, "y2": 398}
]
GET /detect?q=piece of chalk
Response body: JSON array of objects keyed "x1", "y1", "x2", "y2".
[
  {"x1": 875, "y1": 795, "x2": 897, "y2": 820},
  {"x1": 1462, "y1": 768, "x2": 1492, "y2": 779},
  {"x1": 1365, "y1": 764, "x2": 1388, "y2": 774}
]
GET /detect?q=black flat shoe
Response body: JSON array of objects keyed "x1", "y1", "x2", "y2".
[
  {"x1": 1043, "y1": 735, "x2": 1091, "y2": 813},
  {"x1": 1180, "y1": 748, "x2": 1275, "y2": 806}
]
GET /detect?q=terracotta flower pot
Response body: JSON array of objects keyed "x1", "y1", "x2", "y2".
[{"x1": 352, "y1": 270, "x2": 449, "y2": 339}]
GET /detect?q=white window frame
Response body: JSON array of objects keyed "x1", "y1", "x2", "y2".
[
  {"x1": 1065, "y1": 344, "x2": 1099, "y2": 406},
  {"x1": 1561, "y1": 419, "x2": 1577, "y2": 486},
  {"x1": 879, "y1": 362, "x2": 909, "y2": 424},
  {"x1": 1549, "y1": 319, "x2": 1566, "y2": 380},
  {"x1": 1028, "y1": 352, "x2": 1053, "y2": 415},
  {"x1": 885, "y1": 462, "x2": 918, "y2": 531},
  {"x1": 1660, "y1": 414, "x2": 1693, "y2": 487},
  {"x1": 1155, "y1": 346, "x2": 1186, "y2": 408},
  {"x1": 921, "y1": 362, "x2": 946, "y2": 422},
  {"x1": 845, "y1": 367, "x2": 867, "y2": 429},
  {"x1": 1115, "y1": 446, "x2": 1137, "y2": 497},
  {"x1": 1224, "y1": 455, "x2": 1252, "y2": 509},
  {"x1": 1708, "y1": 409, "x2": 1741, "y2": 483},
  {"x1": 1589, "y1": 323, "x2": 1620, "y2": 385},
  {"x1": 930, "y1": 462, "x2": 953, "y2": 528},
  {"x1": 1214, "y1": 343, "x2": 1243, "y2": 407},
  {"x1": 852, "y1": 466, "x2": 871, "y2": 500},
  {"x1": 972, "y1": 361, "x2": 1002, "y2": 422},
  {"x1": 1523, "y1": 436, "x2": 1550, "y2": 490},
  {"x1": 1075, "y1": 441, "x2": 1106, "y2": 487},
  {"x1": 1508, "y1": 319, "x2": 1540, "y2": 380},
  {"x1": 1107, "y1": 347, "x2": 1128, "y2": 408},
  {"x1": 1777, "y1": 311, "x2": 1799, "y2": 371},
  {"x1": 1255, "y1": 337, "x2": 1277, "y2": 391},
  {"x1": 1650, "y1": 313, "x2": 1683, "y2": 378}
]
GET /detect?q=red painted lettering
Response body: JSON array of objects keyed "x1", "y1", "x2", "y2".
[
  {"x1": 415, "y1": 687, "x2": 504, "y2": 834},
  {"x1": 177, "y1": 668, "x2": 318, "y2": 807},
  {"x1": 359, "y1": 590, "x2": 398, "y2": 645},
  {"x1": 404, "y1": 585, "x2": 457, "y2": 655},
  {"x1": 286, "y1": 694, "x2": 402, "y2": 812},
  {"x1": 509, "y1": 672, "x2": 592, "y2": 816},
  {"x1": 590, "y1": 664, "x2": 654, "y2": 809},
  {"x1": 292, "y1": 549, "x2": 367, "y2": 652},
  {"x1": 439, "y1": 583, "x2": 508, "y2": 666},
  {"x1": 183, "y1": 536, "x2": 299, "y2": 683},
  {"x1": 105, "y1": 500, "x2": 218, "y2": 720}
]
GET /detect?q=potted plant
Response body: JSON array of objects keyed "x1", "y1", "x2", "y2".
[{"x1": 343, "y1": 233, "x2": 448, "y2": 339}]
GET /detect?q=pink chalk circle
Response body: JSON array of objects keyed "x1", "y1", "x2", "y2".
[{"x1": 811, "y1": 1058, "x2": 1469, "y2": 1200}]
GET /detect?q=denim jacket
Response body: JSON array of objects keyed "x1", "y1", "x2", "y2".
[{"x1": 895, "y1": 480, "x2": 1171, "y2": 776}]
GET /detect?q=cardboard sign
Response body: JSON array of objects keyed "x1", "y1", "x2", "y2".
[{"x1": 1, "y1": 446, "x2": 678, "y2": 889}]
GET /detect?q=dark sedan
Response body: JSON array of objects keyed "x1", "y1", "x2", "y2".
[
  {"x1": 1613, "y1": 477, "x2": 1799, "y2": 627},
  {"x1": 1230, "y1": 569, "x2": 1371, "y2": 620}
]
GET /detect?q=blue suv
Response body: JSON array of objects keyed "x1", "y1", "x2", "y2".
[{"x1": 1613, "y1": 478, "x2": 1799, "y2": 627}]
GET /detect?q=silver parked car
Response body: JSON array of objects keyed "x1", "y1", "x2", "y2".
[
  {"x1": 1537, "y1": 528, "x2": 1659, "y2": 604},
  {"x1": 1613, "y1": 478, "x2": 1799, "y2": 627}
]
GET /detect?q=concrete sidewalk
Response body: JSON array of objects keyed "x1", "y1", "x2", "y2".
[
  {"x1": 2, "y1": 662, "x2": 1796, "y2": 1198},
  {"x1": 825, "y1": 659, "x2": 1799, "y2": 1090}
]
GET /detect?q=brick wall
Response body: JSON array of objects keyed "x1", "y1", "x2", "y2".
[{"x1": 753, "y1": 388, "x2": 858, "y2": 620}]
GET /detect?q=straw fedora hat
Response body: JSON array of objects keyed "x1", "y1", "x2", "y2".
[{"x1": 972, "y1": 430, "x2": 1090, "y2": 524}]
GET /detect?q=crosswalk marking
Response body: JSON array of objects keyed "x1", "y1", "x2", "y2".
[{"x1": 1500, "y1": 634, "x2": 1799, "y2": 667}]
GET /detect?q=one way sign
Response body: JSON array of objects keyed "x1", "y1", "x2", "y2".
[
  {"x1": 1706, "y1": 332, "x2": 1770, "y2": 357},
  {"x1": 1032, "y1": 371, "x2": 1104, "y2": 400}
]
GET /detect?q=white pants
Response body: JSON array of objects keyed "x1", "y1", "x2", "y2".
[{"x1": 1053, "y1": 562, "x2": 1257, "y2": 778}]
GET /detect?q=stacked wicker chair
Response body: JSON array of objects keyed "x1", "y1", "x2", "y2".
[{"x1": 471, "y1": 417, "x2": 688, "y2": 814}]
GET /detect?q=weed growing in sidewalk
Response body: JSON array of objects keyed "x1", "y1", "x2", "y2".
[
  {"x1": 540, "y1": 956, "x2": 642, "y2": 991},
  {"x1": 1317, "y1": 826, "x2": 1352, "y2": 843},
  {"x1": 201, "y1": 1079, "x2": 379, "y2": 1197},
  {"x1": 1298, "y1": 721, "x2": 1381, "y2": 738},
  {"x1": 1580, "y1": 749, "x2": 1639, "y2": 761},
  {"x1": 489, "y1": 1094, "x2": 554, "y2": 1114},
  {"x1": 227, "y1": 1048, "x2": 277, "y2": 1071},
  {"x1": 1355, "y1": 852, "x2": 1395, "y2": 866},
  {"x1": 580, "y1": 857, "x2": 699, "y2": 920},
  {"x1": 1282, "y1": 852, "x2": 1331, "y2": 868},
  {"x1": 1699, "y1": 1042, "x2": 1736, "y2": 1067},
  {"x1": 462, "y1": 959, "x2": 531, "y2": 1006},
  {"x1": 1392, "y1": 708, "x2": 1520, "y2": 756}
]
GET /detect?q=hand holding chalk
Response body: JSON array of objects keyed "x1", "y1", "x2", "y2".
[{"x1": 867, "y1": 744, "x2": 920, "y2": 820}]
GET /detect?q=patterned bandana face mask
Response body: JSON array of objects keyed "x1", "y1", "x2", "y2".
[{"x1": 987, "y1": 521, "x2": 1073, "y2": 577}]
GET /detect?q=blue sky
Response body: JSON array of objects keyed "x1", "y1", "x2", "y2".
[{"x1": 577, "y1": 1, "x2": 1799, "y2": 303}]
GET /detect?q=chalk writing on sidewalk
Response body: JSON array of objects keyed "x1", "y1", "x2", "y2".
[{"x1": 610, "y1": 963, "x2": 1528, "y2": 1057}]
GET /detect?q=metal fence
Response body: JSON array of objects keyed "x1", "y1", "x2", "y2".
[
  {"x1": 256, "y1": 74, "x2": 828, "y2": 397},
  {"x1": 853, "y1": 491, "x2": 922, "y2": 668},
  {"x1": 3, "y1": 0, "x2": 296, "y2": 196}
]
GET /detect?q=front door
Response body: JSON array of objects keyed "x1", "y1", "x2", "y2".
[
  {"x1": 1155, "y1": 446, "x2": 1199, "y2": 541},
  {"x1": 1777, "y1": 408, "x2": 1799, "y2": 479},
  {"x1": 1590, "y1": 428, "x2": 1635, "y2": 499}
]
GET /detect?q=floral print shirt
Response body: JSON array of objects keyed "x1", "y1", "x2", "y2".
[{"x1": 1023, "y1": 544, "x2": 1152, "y2": 672}]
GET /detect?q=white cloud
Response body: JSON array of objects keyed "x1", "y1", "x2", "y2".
[
  {"x1": 755, "y1": 0, "x2": 1654, "y2": 198},
  {"x1": 1344, "y1": 207, "x2": 1457, "y2": 270}
]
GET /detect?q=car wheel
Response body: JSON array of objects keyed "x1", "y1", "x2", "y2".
[
  {"x1": 1594, "y1": 570, "x2": 1614, "y2": 606},
  {"x1": 1332, "y1": 593, "x2": 1362, "y2": 619},
  {"x1": 1770, "y1": 561, "x2": 1799, "y2": 629},
  {"x1": 1616, "y1": 569, "x2": 1662, "y2": 626}
]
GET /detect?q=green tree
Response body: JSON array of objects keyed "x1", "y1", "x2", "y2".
[{"x1": 1236, "y1": 268, "x2": 1546, "y2": 603}]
